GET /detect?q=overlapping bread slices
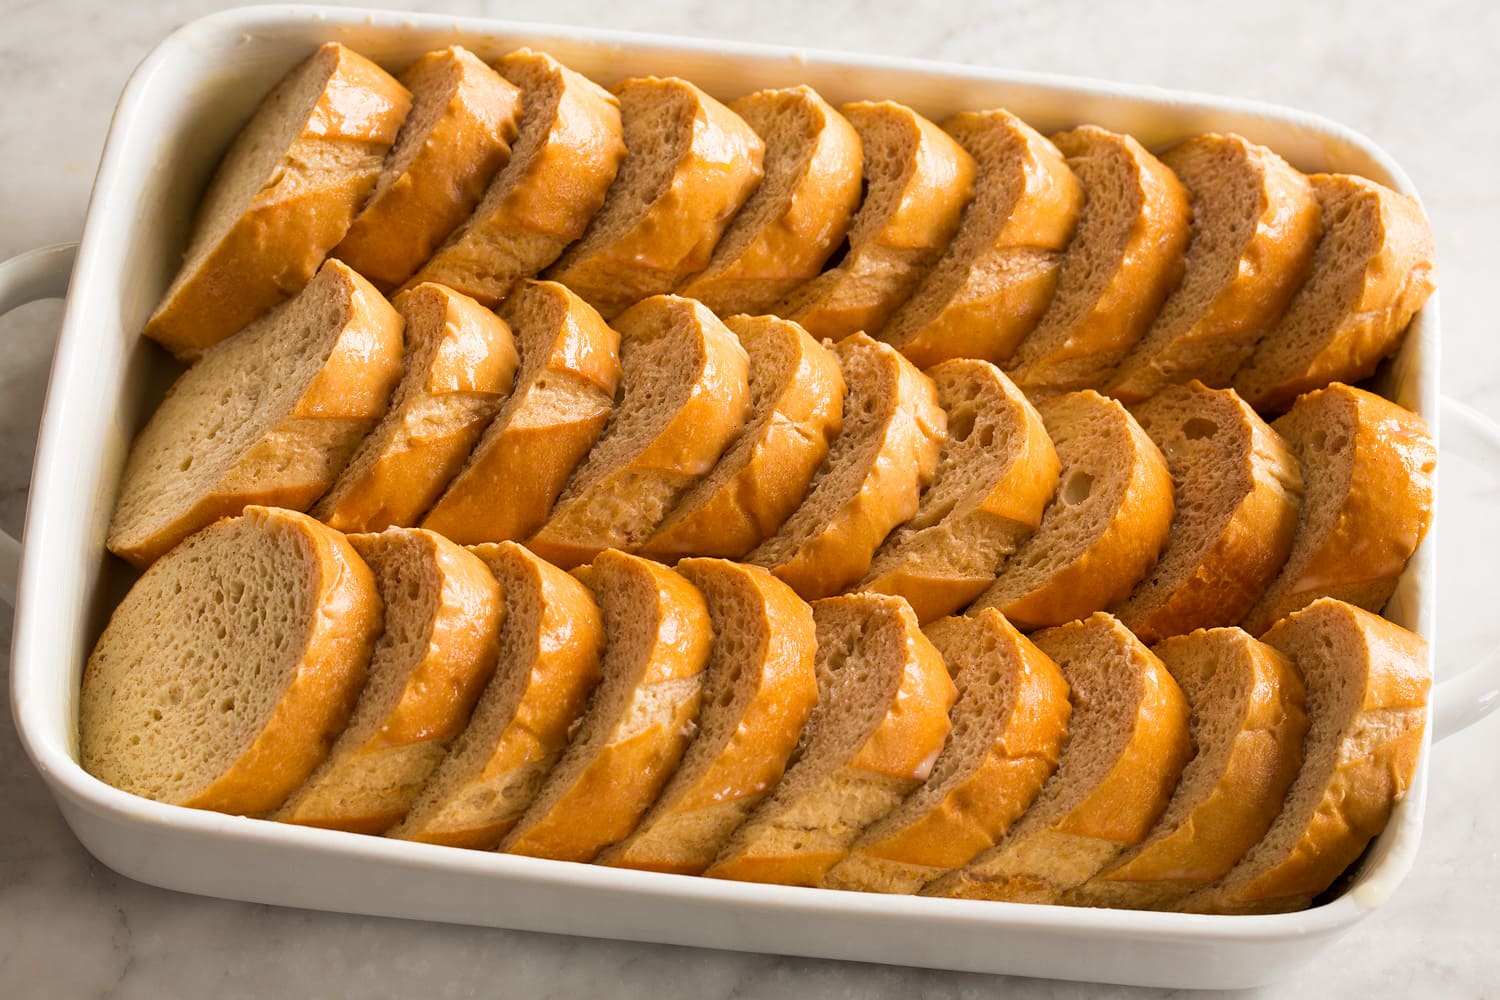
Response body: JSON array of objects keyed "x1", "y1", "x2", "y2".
[
  {"x1": 389, "y1": 541, "x2": 605, "y2": 849},
  {"x1": 275, "y1": 528, "x2": 503, "y2": 833},
  {"x1": 420, "y1": 280, "x2": 621, "y2": 546},
  {"x1": 641, "y1": 315, "x2": 845, "y2": 559},
  {"x1": 1069, "y1": 627, "x2": 1308, "y2": 909},
  {"x1": 330, "y1": 46, "x2": 522, "y2": 291},
  {"x1": 80, "y1": 507, "x2": 382, "y2": 814},
  {"x1": 967, "y1": 390, "x2": 1174, "y2": 631},
  {"x1": 1105, "y1": 133, "x2": 1322, "y2": 402},
  {"x1": 773, "y1": 101, "x2": 977, "y2": 340},
  {"x1": 1239, "y1": 383, "x2": 1434, "y2": 636},
  {"x1": 547, "y1": 77, "x2": 765, "y2": 317},
  {"x1": 1186, "y1": 599, "x2": 1430, "y2": 914},
  {"x1": 144, "y1": 43, "x2": 410, "y2": 359},
  {"x1": 923, "y1": 613, "x2": 1192, "y2": 903},
  {"x1": 1233, "y1": 174, "x2": 1437, "y2": 413},
  {"x1": 823, "y1": 609, "x2": 1070, "y2": 894},
  {"x1": 677, "y1": 86, "x2": 864, "y2": 316},
  {"x1": 312, "y1": 283, "x2": 519, "y2": 532},
  {"x1": 501, "y1": 551, "x2": 713, "y2": 862},
  {"x1": 528, "y1": 295, "x2": 751, "y2": 568},
  {"x1": 405, "y1": 49, "x2": 626, "y2": 306},
  {"x1": 860, "y1": 359, "x2": 1059, "y2": 623},
  {"x1": 880, "y1": 109, "x2": 1083, "y2": 367},
  {"x1": 745, "y1": 333, "x2": 945, "y2": 600},
  {"x1": 1006, "y1": 126, "x2": 1192, "y2": 396},
  {"x1": 598, "y1": 559, "x2": 819, "y2": 874},
  {"x1": 1111, "y1": 381, "x2": 1304, "y2": 644},
  {"x1": 108, "y1": 259, "x2": 405, "y2": 568},
  {"x1": 706, "y1": 593, "x2": 957, "y2": 886}
]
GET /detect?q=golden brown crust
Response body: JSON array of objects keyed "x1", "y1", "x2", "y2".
[{"x1": 144, "y1": 43, "x2": 411, "y2": 359}]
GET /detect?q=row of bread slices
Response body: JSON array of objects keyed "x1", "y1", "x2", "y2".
[
  {"x1": 107, "y1": 261, "x2": 1435, "y2": 646},
  {"x1": 79, "y1": 506, "x2": 1430, "y2": 915},
  {"x1": 139, "y1": 42, "x2": 1436, "y2": 418}
]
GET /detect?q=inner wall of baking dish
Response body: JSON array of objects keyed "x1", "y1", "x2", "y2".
[{"x1": 24, "y1": 5, "x2": 1437, "y2": 912}]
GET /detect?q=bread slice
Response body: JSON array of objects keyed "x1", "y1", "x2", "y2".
[
  {"x1": 419, "y1": 280, "x2": 621, "y2": 546},
  {"x1": 108, "y1": 259, "x2": 405, "y2": 568},
  {"x1": 1239, "y1": 383, "x2": 1434, "y2": 636},
  {"x1": 923, "y1": 613, "x2": 1192, "y2": 903},
  {"x1": 705, "y1": 593, "x2": 957, "y2": 886},
  {"x1": 1186, "y1": 599, "x2": 1430, "y2": 914},
  {"x1": 640, "y1": 315, "x2": 845, "y2": 559},
  {"x1": 143, "y1": 43, "x2": 410, "y2": 359},
  {"x1": 1105, "y1": 134, "x2": 1322, "y2": 403},
  {"x1": 879, "y1": 109, "x2": 1084, "y2": 367},
  {"x1": 676, "y1": 86, "x2": 863, "y2": 315},
  {"x1": 1069, "y1": 627, "x2": 1308, "y2": 909},
  {"x1": 274, "y1": 528, "x2": 503, "y2": 833},
  {"x1": 859, "y1": 359, "x2": 1060, "y2": 623},
  {"x1": 1232, "y1": 174, "x2": 1437, "y2": 413},
  {"x1": 773, "y1": 101, "x2": 978, "y2": 340},
  {"x1": 546, "y1": 77, "x2": 765, "y2": 318},
  {"x1": 388, "y1": 541, "x2": 605, "y2": 849},
  {"x1": 823, "y1": 609, "x2": 1071, "y2": 894},
  {"x1": 80, "y1": 507, "x2": 382, "y2": 814},
  {"x1": 967, "y1": 390, "x2": 1174, "y2": 631},
  {"x1": 330, "y1": 46, "x2": 522, "y2": 290},
  {"x1": 1006, "y1": 126, "x2": 1192, "y2": 395},
  {"x1": 311, "y1": 283, "x2": 519, "y2": 532},
  {"x1": 745, "y1": 333, "x2": 945, "y2": 600},
  {"x1": 597, "y1": 559, "x2": 819, "y2": 874},
  {"x1": 500, "y1": 551, "x2": 713, "y2": 862},
  {"x1": 528, "y1": 296, "x2": 751, "y2": 568},
  {"x1": 1111, "y1": 381, "x2": 1304, "y2": 644}
]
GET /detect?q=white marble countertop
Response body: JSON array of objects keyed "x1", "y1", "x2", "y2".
[{"x1": 4, "y1": 0, "x2": 1499, "y2": 996}]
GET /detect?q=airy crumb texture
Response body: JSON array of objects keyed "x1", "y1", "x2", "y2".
[
  {"x1": 1186, "y1": 599, "x2": 1429, "y2": 914},
  {"x1": 80, "y1": 507, "x2": 382, "y2": 815}
]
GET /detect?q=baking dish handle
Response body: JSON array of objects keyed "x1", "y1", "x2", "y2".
[
  {"x1": 0, "y1": 241, "x2": 77, "y2": 608},
  {"x1": 1433, "y1": 396, "x2": 1500, "y2": 741}
]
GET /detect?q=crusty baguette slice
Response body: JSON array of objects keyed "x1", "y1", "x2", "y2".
[
  {"x1": 640, "y1": 315, "x2": 845, "y2": 559},
  {"x1": 275, "y1": 528, "x2": 503, "y2": 833},
  {"x1": 773, "y1": 101, "x2": 978, "y2": 340},
  {"x1": 419, "y1": 280, "x2": 621, "y2": 546},
  {"x1": 500, "y1": 551, "x2": 713, "y2": 862},
  {"x1": 1006, "y1": 126, "x2": 1192, "y2": 395},
  {"x1": 108, "y1": 259, "x2": 405, "y2": 568},
  {"x1": 403, "y1": 49, "x2": 626, "y2": 306},
  {"x1": 860, "y1": 359, "x2": 1060, "y2": 623},
  {"x1": 923, "y1": 613, "x2": 1192, "y2": 903},
  {"x1": 1111, "y1": 381, "x2": 1304, "y2": 644},
  {"x1": 879, "y1": 109, "x2": 1083, "y2": 367},
  {"x1": 388, "y1": 541, "x2": 605, "y2": 849},
  {"x1": 330, "y1": 46, "x2": 522, "y2": 290},
  {"x1": 745, "y1": 333, "x2": 945, "y2": 600},
  {"x1": 967, "y1": 390, "x2": 1174, "y2": 632},
  {"x1": 1239, "y1": 383, "x2": 1434, "y2": 636},
  {"x1": 1069, "y1": 627, "x2": 1308, "y2": 909},
  {"x1": 676, "y1": 86, "x2": 863, "y2": 316},
  {"x1": 546, "y1": 77, "x2": 765, "y2": 318},
  {"x1": 705, "y1": 593, "x2": 957, "y2": 886},
  {"x1": 312, "y1": 283, "x2": 519, "y2": 532},
  {"x1": 823, "y1": 609, "x2": 1070, "y2": 894},
  {"x1": 1186, "y1": 599, "x2": 1430, "y2": 914},
  {"x1": 1105, "y1": 133, "x2": 1322, "y2": 403},
  {"x1": 1232, "y1": 174, "x2": 1437, "y2": 413},
  {"x1": 144, "y1": 43, "x2": 411, "y2": 359},
  {"x1": 528, "y1": 296, "x2": 751, "y2": 568},
  {"x1": 597, "y1": 559, "x2": 819, "y2": 874},
  {"x1": 80, "y1": 507, "x2": 382, "y2": 814}
]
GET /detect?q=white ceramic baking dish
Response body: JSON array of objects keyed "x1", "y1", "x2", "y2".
[{"x1": 6, "y1": 5, "x2": 1500, "y2": 990}]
